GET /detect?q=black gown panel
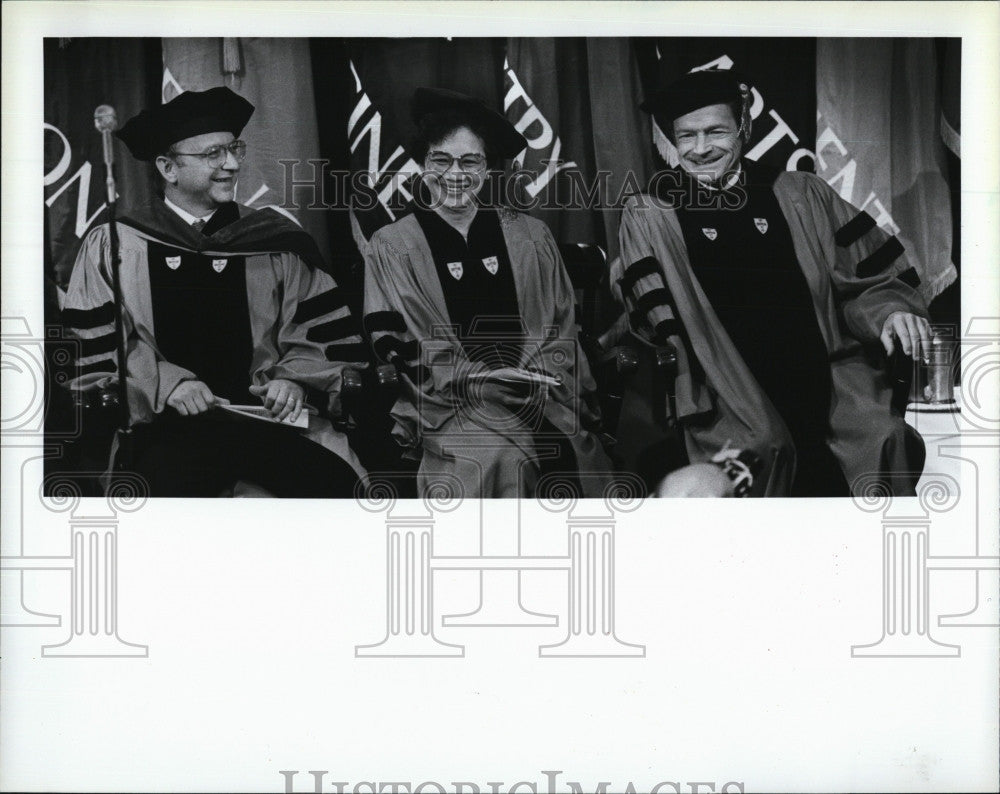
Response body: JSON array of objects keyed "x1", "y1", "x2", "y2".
[
  {"x1": 671, "y1": 164, "x2": 849, "y2": 496},
  {"x1": 414, "y1": 208, "x2": 525, "y2": 369}
]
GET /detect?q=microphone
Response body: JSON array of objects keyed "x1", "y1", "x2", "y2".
[
  {"x1": 92, "y1": 104, "x2": 132, "y2": 449},
  {"x1": 93, "y1": 104, "x2": 118, "y2": 204}
]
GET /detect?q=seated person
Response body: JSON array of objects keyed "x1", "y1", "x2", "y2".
[
  {"x1": 62, "y1": 87, "x2": 366, "y2": 497},
  {"x1": 615, "y1": 69, "x2": 930, "y2": 497},
  {"x1": 362, "y1": 88, "x2": 613, "y2": 498}
]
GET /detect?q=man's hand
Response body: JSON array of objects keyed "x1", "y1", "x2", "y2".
[
  {"x1": 249, "y1": 378, "x2": 304, "y2": 422},
  {"x1": 880, "y1": 311, "x2": 932, "y2": 360},
  {"x1": 166, "y1": 380, "x2": 229, "y2": 416}
]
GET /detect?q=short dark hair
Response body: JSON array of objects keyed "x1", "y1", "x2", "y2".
[
  {"x1": 149, "y1": 146, "x2": 176, "y2": 197},
  {"x1": 411, "y1": 108, "x2": 501, "y2": 169}
]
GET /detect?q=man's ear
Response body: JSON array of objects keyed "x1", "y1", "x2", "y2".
[{"x1": 154, "y1": 154, "x2": 178, "y2": 185}]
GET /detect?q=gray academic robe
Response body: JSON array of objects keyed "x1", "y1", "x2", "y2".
[
  {"x1": 363, "y1": 208, "x2": 613, "y2": 498},
  {"x1": 63, "y1": 208, "x2": 367, "y2": 478},
  {"x1": 615, "y1": 169, "x2": 928, "y2": 496}
]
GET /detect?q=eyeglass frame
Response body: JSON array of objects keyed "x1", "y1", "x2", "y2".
[
  {"x1": 169, "y1": 139, "x2": 248, "y2": 168},
  {"x1": 424, "y1": 150, "x2": 489, "y2": 173}
]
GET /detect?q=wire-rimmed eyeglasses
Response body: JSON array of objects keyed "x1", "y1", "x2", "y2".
[{"x1": 170, "y1": 140, "x2": 247, "y2": 168}]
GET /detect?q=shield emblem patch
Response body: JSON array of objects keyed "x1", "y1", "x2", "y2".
[
  {"x1": 754, "y1": 217, "x2": 769, "y2": 234},
  {"x1": 447, "y1": 261, "x2": 464, "y2": 280},
  {"x1": 701, "y1": 228, "x2": 718, "y2": 241},
  {"x1": 212, "y1": 258, "x2": 228, "y2": 273},
  {"x1": 165, "y1": 256, "x2": 181, "y2": 270},
  {"x1": 482, "y1": 255, "x2": 499, "y2": 275}
]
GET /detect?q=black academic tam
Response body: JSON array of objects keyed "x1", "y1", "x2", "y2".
[{"x1": 116, "y1": 86, "x2": 255, "y2": 162}]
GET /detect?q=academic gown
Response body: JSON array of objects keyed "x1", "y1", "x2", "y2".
[
  {"x1": 614, "y1": 167, "x2": 928, "y2": 497},
  {"x1": 62, "y1": 199, "x2": 366, "y2": 479},
  {"x1": 363, "y1": 207, "x2": 613, "y2": 498}
]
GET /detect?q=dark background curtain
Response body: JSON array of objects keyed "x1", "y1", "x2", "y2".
[{"x1": 44, "y1": 36, "x2": 960, "y2": 329}]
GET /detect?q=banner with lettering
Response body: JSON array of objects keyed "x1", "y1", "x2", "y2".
[
  {"x1": 335, "y1": 38, "x2": 504, "y2": 249},
  {"x1": 634, "y1": 36, "x2": 957, "y2": 308},
  {"x1": 44, "y1": 38, "x2": 160, "y2": 290},
  {"x1": 337, "y1": 38, "x2": 648, "y2": 260},
  {"x1": 634, "y1": 38, "x2": 818, "y2": 175},
  {"x1": 44, "y1": 37, "x2": 960, "y2": 322},
  {"x1": 503, "y1": 39, "x2": 600, "y2": 248}
]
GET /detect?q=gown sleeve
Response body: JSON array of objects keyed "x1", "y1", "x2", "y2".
[
  {"x1": 616, "y1": 197, "x2": 713, "y2": 421},
  {"x1": 795, "y1": 173, "x2": 929, "y2": 344},
  {"x1": 266, "y1": 252, "x2": 367, "y2": 416},
  {"x1": 362, "y1": 233, "x2": 428, "y2": 386},
  {"x1": 61, "y1": 226, "x2": 194, "y2": 420}
]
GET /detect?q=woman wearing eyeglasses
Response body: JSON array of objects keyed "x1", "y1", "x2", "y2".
[{"x1": 363, "y1": 88, "x2": 613, "y2": 498}]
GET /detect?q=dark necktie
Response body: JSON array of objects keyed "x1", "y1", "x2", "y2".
[{"x1": 191, "y1": 218, "x2": 207, "y2": 233}]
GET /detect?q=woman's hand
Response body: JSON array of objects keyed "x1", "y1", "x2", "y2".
[{"x1": 459, "y1": 369, "x2": 548, "y2": 423}]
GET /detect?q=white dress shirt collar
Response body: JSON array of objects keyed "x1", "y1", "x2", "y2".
[{"x1": 163, "y1": 196, "x2": 215, "y2": 227}]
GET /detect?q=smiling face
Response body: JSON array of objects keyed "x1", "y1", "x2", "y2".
[
  {"x1": 156, "y1": 131, "x2": 240, "y2": 217},
  {"x1": 422, "y1": 126, "x2": 487, "y2": 212},
  {"x1": 672, "y1": 103, "x2": 743, "y2": 185}
]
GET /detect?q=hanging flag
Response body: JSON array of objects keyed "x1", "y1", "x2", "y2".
[
  {"x1": 503, "y1": 39, "x2": 600, "y2": 247},
  {"x1": 586, "y1": 38, "x2": 656, "y2": 261},
  {"x1": 161, "y1": 37, "x2": 331, "y2": 267},
  {"x1": 44, "y1": 38, "x2": 160, "y2": 289},
  {"x1": 816, "y1": 38, "x2": 957, "y2": 303},
  {"x1": 337, "y1": 38, "x2": 504, "y2": 248},
  {"x1": 342, "y1": 55, "x2": 421, "y2": 251},
  {"x1": 939, "y1": 39, "x2": 961, "y2": 160}
]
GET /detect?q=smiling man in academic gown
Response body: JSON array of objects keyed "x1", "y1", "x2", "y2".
[
  {"x1": 62, "y1": 87, "x2": 366, "y2": 497},
  {"x1": 615, "y1": 69, "x2": 930, "y2": 496}
]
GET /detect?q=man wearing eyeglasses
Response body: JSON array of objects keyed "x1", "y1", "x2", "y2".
[
  {"x1": 158, "y1": 135, "x2": 247, "y2": 230},
  {"x1": 62, "y1": 87, "x2": 366, "y2": 497}
]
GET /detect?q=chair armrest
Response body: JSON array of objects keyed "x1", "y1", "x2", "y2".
[
  {"x1": 70, "y1": 385, "x2": 120, "y2": 412},
  {"x1": 652, "y1": 342, "x2": 679, "y2": 397},
  {"x1": 342, "y1": 366, "x2": 364, "y2": 396},
  {"x1": 376, "y1": 363, "x2": 399, "y2": 392},
  {"x1": 649, "y1": 341, "x2": 679, "y2": 427},
  {"x1": 887, "y1": 349, "x2": 917, "y2": 416}
]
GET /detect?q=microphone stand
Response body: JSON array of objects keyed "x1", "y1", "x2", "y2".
[
  {"x1": 107, "y1": 197, "x2": 133, "y2": 471},
  {"x1": 96, "y1": 106, "x2": 132, "y2": 472}
]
